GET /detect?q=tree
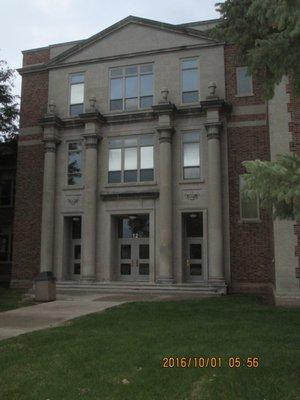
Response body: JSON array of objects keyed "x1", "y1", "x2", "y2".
[
  {"x1": 0, "y1": 59, "x2": 19, "y2": 142},
  {"x1": 242, "y1": 155, "x2": 300, "y2": 221},
  {"x1": 212, "y1": 0, "x2": 300, "y2": 99}
]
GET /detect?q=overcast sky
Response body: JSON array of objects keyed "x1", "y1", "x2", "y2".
[{"x1": 1, "y1": 0, "x2": 222, "y2": 97}]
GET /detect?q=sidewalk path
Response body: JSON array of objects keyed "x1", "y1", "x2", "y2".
[{"x1": 0, "y1": 293, "x2": 125, "y2": 341}]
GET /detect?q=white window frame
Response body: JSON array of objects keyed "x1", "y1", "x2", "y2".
[
  {"x1": 236, "y1": 66, "x2": 253, "y2": 97},
  {"x1": 181, "y1": 131, "x2": 202, "y2": 181},
  {"x1": 107, "y1": 135, "x2": 155, "y2": 184},
  {"x1": 180, "y1": 57, "x2": 200, "y2": 105},
  {"x1": 69, "y1": 72, "x2": 85, "y2": 116},
  {"x1": 66, "y1": 141, "x2": 83, "y2": 187},
  {"x1": 109, "y1": 63, "x2": 154, "y2": 112},
  {"x1": 239, "y1": 175, "x2": 260, "y2": 222}
]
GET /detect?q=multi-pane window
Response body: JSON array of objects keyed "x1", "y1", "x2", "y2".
[
  {"x1": 70, "y1": 73, "x2": 85, "y2": 116},
  {"x1": 240, "y1": 175, "x2": 259, "y2": 220},
  {"x1": 108, "y1": 135, "x2": 154, "y2": 183},
  {"x1": 236, "y1": 67, "x2": 253, "y2": 96},
  {"x1": 0, "y1": 226, "x2": 11, "y2": 262},
  {"x1": 67, "y1": 143, "x2": 82, "y2": 185},
  {"x1": 0, "y1": 172, "x2": 14, "y2": 206},
  {"x1": 183, "y1": 132, "x2": 201, "y2": 179},
  {"x1": 110, "y1": 64, "x2": 153, "y2": 111},
  {"x1": 181, "y1": 58, "x2": 199, "y2": 104}
]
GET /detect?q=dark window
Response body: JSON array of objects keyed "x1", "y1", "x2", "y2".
[
  {"x1": 0, "y1": 234, "x2": 9, "y2": 262},
  {"x1": 121, "y1": 263, "x2": 131, "y2": 275},
  {"x1": 185, "y1": 213, "x2": 203, "y2": 237},
  {"x1": 118, "y1": 215, "x2": 149, "y2": 239},
  {"x1": 72, "y1": 217, "x2": 82, "y2": 239},
  {"x1": 0, "y1": 180, "x2": 13, "y2": 206},
  {"x1": 139, "y1": 263, "x2": 149, "y2": 275},
  {"x1": 139, "y1": 244, "x2": 149, "y2": 259}
]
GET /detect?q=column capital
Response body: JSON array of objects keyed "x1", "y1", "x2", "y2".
[
  {"x1": 82, "y1": 132, "x2": 101, "y2": 149},
  {"x1": 43, "y1": 138, "x2": 60, "y2": 153},
  {"x1": 205, "y1": 122, "x2": 222, "y2": 140},
  {"x1": 157, "y1": 127, "x2": 175, "y2": 143}
]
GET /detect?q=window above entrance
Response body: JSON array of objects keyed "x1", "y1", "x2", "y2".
[
  {"x1": 118, "y1": 215, "x2": 149, "y2": 238},
  {"x1": 108, "y1": 135, "x2": 154, "y2": 184}
]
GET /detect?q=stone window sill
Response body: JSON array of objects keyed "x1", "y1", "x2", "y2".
[
  {"x1": 178, "y1": 178, "x2": 205, "y2": 184},
  {"x1": 235, "y1": 93, "x2": 254, "y2": 98},
  {"x1": 238, "y1": 219, "x2": 261, "y2": 224},
  {"x1": 104, "y1": 181, "x2": 157, "y2": 189},
  {"x1": 62, "y1": 185, "x2": 85, "y2": 191}
]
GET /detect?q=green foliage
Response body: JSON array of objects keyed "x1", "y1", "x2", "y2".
[
  {"x1": 242, "y1": 154, "x2": 300, "y2": 221},
  {"x1": 213, "y1": 0, "x2": 300, "y2": 98},
  {"x1": 0, "y1": 59, "x2": 19, "y2": 142}
]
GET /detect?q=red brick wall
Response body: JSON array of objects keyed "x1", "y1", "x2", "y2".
[
  {"x1": 11, "y1": 49, "x2": 49, "y2": 286},
  {"x1": 287, "y1": 80, "x2": 300, "y2": 270},
  {"x1": 23, "y1": 48, "x2": 50, "y2": 66},
  {"x1": 225, "y1": 45, "x2": 275, "y2": 290}
]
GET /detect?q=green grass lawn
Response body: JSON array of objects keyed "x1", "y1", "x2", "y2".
[
  {"x1": 0, "y1": 288, "x2": 36, "y2": 312},
  {"x1": 0, "y1": 295, "x2": 299, "y2": 400}
]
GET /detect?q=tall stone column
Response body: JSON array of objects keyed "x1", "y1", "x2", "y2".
[
  {"x1": 153, "y1": 92, "x2": 176, "y2": 284},
  {"x1": 205, "y1": 121, "x2": 224, "y2": 281},
  {"x1": 80, "y1": 107, "x2": 103, "y2": 281}
]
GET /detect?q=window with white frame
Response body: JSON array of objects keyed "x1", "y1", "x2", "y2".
[
  {"x1": 181, "y1": 58, "x2": 199, "y2": 104},
  {"x1": 0, "y1": 171, "x2": 14, "y2": 207},
  {"x1": 0, "y1": 226, "x2": 12, "y2": 262},
  {"x1": 236, "y1": 67, "x2": 253, "y2": 96},
  {"x1": 240, "y1": 175, "x2": 260, "y2": 220},
  {"x1": 108, "y1": 135, "x2": 154, "y2": 183},
  {"x1": 69, "y1": 73, "x2": 85, "y2": 116},
  {"x1": 109, "y1": 64, "x2": 153, "y2": 111},
  {"x1": 67, "y1": 143, "x2": 82, "y2": 185},
  {"x1": 183, "y1": 132, "x2": 201, "y2": 179}
]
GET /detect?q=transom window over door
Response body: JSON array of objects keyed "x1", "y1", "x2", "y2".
[
  {"x1": 108, "y1": 135, "x2": 154, "y2": 183},
  {"x1": 110, "y1": 64, "x2": 153, "y2": 111},
  {"x1": 181, "y1": 58, "x2": 199, "y2": 104},
  {"x1": 183, "y1": 132, "x2": 201, "y2": 179}
]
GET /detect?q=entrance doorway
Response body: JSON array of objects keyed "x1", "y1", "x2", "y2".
[
  {"x1": 70, "y1": 216, "x2": 82, "y2": 280},
  {"x1": 117, "y1": 214, "x2": 150, "y2": 281},
  {"x1": 183, "y1": 212, "x2": 204, "y2": 282}
]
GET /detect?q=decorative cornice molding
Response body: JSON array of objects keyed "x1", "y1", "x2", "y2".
[{"x1": 100, "y1": 189, "x2": 159, "y2": 201}]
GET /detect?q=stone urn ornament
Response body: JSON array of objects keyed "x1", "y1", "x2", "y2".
[
  {"x1": 89, "y1": 96, "x2": 97, "y2": 111},
  {"x1": 48, "y1": 100, "x2": 56, "y2": 114},
  {"x1": 160, "y1": 87, "x2": 169, "y2": 103},
  {"x1": 208, "y1": 82, "x2": 217, "y2": 97}
]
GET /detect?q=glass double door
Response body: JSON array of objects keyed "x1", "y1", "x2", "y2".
[{"x1": 119, "y1": 238, "x2": 150, "y2": 281}]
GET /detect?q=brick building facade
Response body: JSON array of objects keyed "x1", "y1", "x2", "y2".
[{"x1": 10, "y1": 16, "x2": 299, "y2": 304}]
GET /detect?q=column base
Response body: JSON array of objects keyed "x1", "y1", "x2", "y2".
[
  {"x1": 157, "y1": 276, "x2": 174, "y2": 284},
  {"x1": 34, "y1": 271, "x2": 56, "y2": 302}
]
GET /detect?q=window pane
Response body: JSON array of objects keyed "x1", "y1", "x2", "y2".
[
  {"x1": 70, "y1": 74, "x2": 84, "y2": 84},
  {"x1": 110, "y1": 68, "x2": 123, "y2": 77},
  {"x1": 124, "y1": 138, "x2": 138, "y2": 147},
  {"x1": 121, "y1": 263, "x2": 131, "y2": 275},
  {"x1": 184, "y1": 167, "x2": 200, "y2": 179},
  {"x1": 108, "y1": 171, "x2": 121, "y2": 183},
  {"x1": 124, "y1": 148, "x2": 137, "y2": 170},
  {"x1": 140, "y1": 74, "x2": 153, "y2": 96},
  {"x1": 0, "y1": 234, "x2": 9, "y2": 261},
  {"x1": 140, "y1": 169, "x2": 154, "y2": 181},
  {"x1": 121, "y1": 244, "x2": 131, "y2": 259},
  {"x1": 182, "y1": 91, "x2": 199, "y2": 104},
  {"x1": 186, "y1": 213, "x2": 203, "y2": 237},
  {"x1": 139, "y1": 244, "x2": 149, "y2": 259},
  {"x1": 140, "y1": 64, "x2": 153, "y2": 74},
  {"x1": 183, "y1": 132, "x2": 200, "y2": 143},
  {"x1": 68, "y1": 152, "x2": 81, "y2": 174},
  {"x1": 108, "y1": 138, "x2": 123, "y2": 148},
  {"x1": 0, "y1": 182, "x2": 12, "y2": 206},
  {"x1": 139, "y1": 263, "x2": 149, "y2": 275},
  {"x1": 125, "y1": 65, "x2": 138, "y2": 75},
  {"x1": 72, "y1": 217, "x2": 81, "y2": 239},
  {"x1": 141, "y1": 146, "x2": 153, "y2": 169},
  {"x1": 70, "y1": 104, "x2": 84, "y2": 116},
  {"x1": 125, "y1": 98, "x2": 138, "y2": 110},
  {"x1": 110, "y1": 99, "x2": 123, "y2": 111},
  {"x1": 73, "y1": 263, "x2": 81, "y2": 275},
  {"x1": 140, "y1": 96, "x2": 153, "y2": 109},
  {"x1": 182, "y1": 69, "x2": 198, "y2": 92},
  {"x1": 124, "y1": 170, "x2": 137, "y2": 182},
  {"x1": 74, "y1": 245, "x2": 81, "y2": 260},
  {"x1": 241, "y1": 199, "x2": 259, "y2": 219},
  {"x1": 190, "y1": 264, "x2": 202, "y2": 276},
  {"x1": 70, "y1": 83, "x2": 84, "y2": 104},
  {"x1": 182, "y1": 59, "x2": 198, "y2": 69},
  {"x1": 109, "y1": 149, "x2": 121, "y2": 171},
  {"x1": 237, "y1": 67, "x2": 253, "y2": 95},
  {"x1": 110, "y1": 78, "x2": 123, "y2": 100},
  {"x1": 140, "y1": 135, "x2": 154, "y2": 146},
  {"x1": 125, "y1": 76, "x2": 138, "y2": 98},
  {"x1": 68, "y1": 174, "x2": 82, "y2": 186},
  {"x1": 184, "y1": 143, "x2": 200, "y2": 167},
  {"x1": 190, "y1": 244, "x2": 202, "y2": 259}
]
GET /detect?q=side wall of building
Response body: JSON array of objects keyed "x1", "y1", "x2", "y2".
[
  {"x1": 11, "y1": 50, "x2": 49, "y2": 287},
  {"x1": 224, "y1": 45, "x2": 275, "y2": 294}
]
